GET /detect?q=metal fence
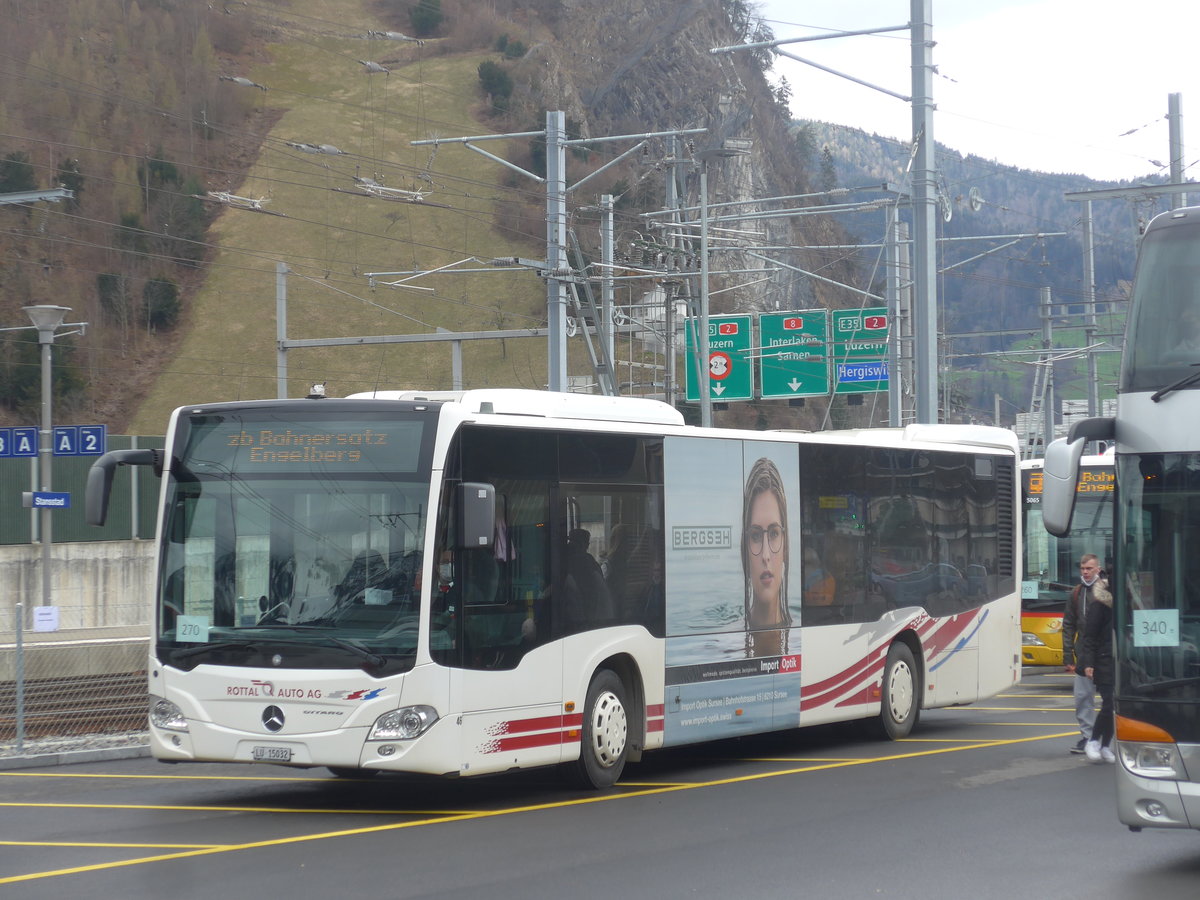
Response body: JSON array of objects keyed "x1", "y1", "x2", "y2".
[
  {"x1": 0, "y1": 627, "x2": 149, "y2": 758},
  {"x1": 1, "y1": 437, "x2": 160, "y2": 757},
  {"x1": 0, "y1": 435, "x2": 163, "y2": 545}
]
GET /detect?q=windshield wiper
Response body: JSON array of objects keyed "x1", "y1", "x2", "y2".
[
  {"x1": 1131, "y1": 675, "x2": 1200, "y2": 696},
  {"x1": 229, "y1": 625, "x2": 387, "y2": 668},
  {"x1": 171, "y1": 639, "x2": 258, "y2": 662},
  {"x1": 1151, "y1": 363, "x2": 1200, "y2": 402}
]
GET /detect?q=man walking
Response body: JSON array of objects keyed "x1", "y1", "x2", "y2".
[{"x1": 1062, "y1": 553, "x2": 1102, "y2": 754}]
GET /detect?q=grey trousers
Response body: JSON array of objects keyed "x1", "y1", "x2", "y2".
[{"x1": 1074, "y1": 672, "x2": 1097, "y2": 739}]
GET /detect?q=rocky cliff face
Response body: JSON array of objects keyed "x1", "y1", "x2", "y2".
[{"x1": 494, "y1": 0, "x2": 853, "y2": 318}]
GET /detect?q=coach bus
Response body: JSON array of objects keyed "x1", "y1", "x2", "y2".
[
  {"x1": 1020, "y1": 452, "x2": 1114, "y2": 666},
  {"x1": 1042, "y1": 204, "x2": 1200, "y2": 831},
  {"x1": 87, "y1": 388, "x2": 1020, "y2": 788}
]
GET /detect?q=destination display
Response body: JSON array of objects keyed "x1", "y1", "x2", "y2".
[
  {"x1": 181, "y1": 415, "x2": 428, "y2": 474},
  {"x1": 1022, "y1": 466, "x2": 1114, "y2": 503}
]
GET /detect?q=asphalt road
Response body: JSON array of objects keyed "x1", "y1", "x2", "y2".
[{"x1": 3, "y1": 667, "x2": 1198, "y2": 899}]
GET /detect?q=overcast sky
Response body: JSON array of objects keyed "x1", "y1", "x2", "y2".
[{"x1": 753, "y1": 1, "x2": 1196, "y2": 183}]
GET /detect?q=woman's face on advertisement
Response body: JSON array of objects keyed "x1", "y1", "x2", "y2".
[{"x1": 747, "y1": 490, "x2": 785, "y2": 613}]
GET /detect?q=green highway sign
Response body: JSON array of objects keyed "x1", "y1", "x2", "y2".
[
  {"x1": 684, "y1": 314, "x2": 753, "y2": 402},
  {"x1": 758, "y1": 310, "x2": 830, "y2": 399},
  {"x1": 831, "y1": 307, "x2": 889, "y2": 394}
]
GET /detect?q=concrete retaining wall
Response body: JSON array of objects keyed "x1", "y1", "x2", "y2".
[{"x1": 1, "y1": 540, "x2": 154, "y2": 636}]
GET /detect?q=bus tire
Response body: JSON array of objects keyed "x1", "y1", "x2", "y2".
[
  {"x1": 876, "y1": 642, "x2": 920, "y2": 740},
  {"x1": 327, "y1": 766, "x2": 379, "y2": 779},
  {"x1": 572, "y1": 669, "x2": 629, "y2": 789}
]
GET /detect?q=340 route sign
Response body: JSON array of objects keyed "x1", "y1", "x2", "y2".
[
  {"x1": 685, "y1": 315, "x2": 752, "y2": 402},
  {"x1": 758, "y1": 310, "x2": 830, "y2": 399}
]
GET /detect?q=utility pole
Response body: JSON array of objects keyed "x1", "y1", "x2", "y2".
[
  {"x1": 1081, "y1": 202, "x2": 1099, "y2": 418},
  {"x1": 600, "y1": 194, "x2": 616, "y2": 372},
  {"x1": 713, "y1": 1, "x2": 941, "y2": 422},
  {"x1": 411, "y1": 116, "x2": 705, "y2": 393},
  {"x1": 886, "y1": 212, "x2": 905, "y2": 425},
  {"x1": 910, "y1": 0, "x2": 938, "y2": 423},
  {"x1": 1041, "y1": 287, "x2": 1055, "y2": 452},
  {"x1": 276, "y1": 262, "x2": 288, "y2": 398},
  {"x1": 1169, "y1": 93, "x2": 1186, "y2": 210},
  {"x1": 664, "y1": 135, "x2": 686, "y2": 407},
  {"x1": 545, "y1": 111, "x2": 569, "y2": 392},
  {"x1": 698, "y1": 167, "x2": 712, "y2": 427}
]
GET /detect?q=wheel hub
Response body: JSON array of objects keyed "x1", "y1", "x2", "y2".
[
  {"x1": 887, "y1": 661, "x2": 914, "y2": 722},
  {"x1": 590, "y1": 690, "x2": 628, "y2": 768}
]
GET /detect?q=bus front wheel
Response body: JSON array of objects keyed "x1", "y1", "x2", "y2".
[
  {"x1": 572, "y1": 669, "x2": 629, "y2": 789},
  {"x1": 877, "y1": 642, "x2": 920, "y2": 740}
]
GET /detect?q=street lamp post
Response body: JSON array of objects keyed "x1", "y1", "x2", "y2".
[{"x1": 24, "y1": 304, "x2": 70, "y2": 610}]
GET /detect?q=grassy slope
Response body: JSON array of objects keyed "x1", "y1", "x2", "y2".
[{"x1": 131, "y1": 3, "x2": 547, "y2": 433}]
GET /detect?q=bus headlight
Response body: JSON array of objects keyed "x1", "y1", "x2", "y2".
[
  {"x1": 1021, "y1": 633, "x2": 1045, "y2": 647},
  {"x1": 149, "y1": 696, "x2": 188, "y2": 732},
  {"x1": 1117, "y1": 742, "x2": 1186, "y2": 780},
  {"x1": 369, "y1": 705, "x2": 438, "y2": 741}
]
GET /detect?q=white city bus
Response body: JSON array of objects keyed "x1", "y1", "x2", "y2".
[
  {"x1": 1020, "y1": 452, "x2": 1114, "y2": 666},
  {"x1": 1042, "y1": 204, "x2": 1200, "y2": 831},
  {"x1": 88, "y1": 389, "x2": 1020, "y2": 788}
]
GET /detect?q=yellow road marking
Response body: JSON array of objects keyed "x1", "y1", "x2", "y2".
[
  {"x1": 950, "y1": 710, "x2": 1075, "y2": 715},
  {"x1": 0, "y1": 801, "x2": 468, "y2": 816},
  {"x1": 0, "y1": 771, "x2": 333, "y2": 782},
  {"x1": 0, "y1": 729, "x2": 1078, "y2": 885},
  {"x1": 0, "y1": 841, "x2": 224, "y2": 849}
]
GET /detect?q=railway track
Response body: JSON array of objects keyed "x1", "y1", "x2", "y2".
[{"x1": 0, "y1": 672, "x2": 148, "y2": 741}]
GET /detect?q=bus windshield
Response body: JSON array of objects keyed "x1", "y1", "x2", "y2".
[
  {"x1": 1022, "y1": 463, "x2": 1114, "y2": 611},
  {"x1": 156, "y1": 406, "x2": 436, "y2": 674},
  {"x1": 1122, "y1": 217, "x2": 1200, "y2": 394},
  {"x1": 1116, "y1": 452, "x2": 1200, "y2": 699}
]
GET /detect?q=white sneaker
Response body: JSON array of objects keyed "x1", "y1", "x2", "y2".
[
  {"x1": 1100, "y1": 745, "x2": 1116, "y2": 764},
  {"x1": 1085, "y1": 740, "x2": 1102, "y2": 763}
]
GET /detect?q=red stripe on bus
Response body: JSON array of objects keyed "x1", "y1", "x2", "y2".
[
  {"x1": 646, "y1": 702, "x2": 665, "y2": 732},
  {"x1": 802, "y1": 654, "x2": 885, "y2": 711},
  {"x1": 497, "y1": 714, "x2": 570, "y2": 735},
  {"x1": 492, "y1": 730, "x2": 576, "y2": 752},
  {"x1": 803, "y1": 648, "x2": 880, "y2": 695},
  {"x1": 834, "y1": 684, "x2": 877, "y2": 708},
  {"x1": 921, "y1": 612, "x2": 978, "y2": 657}
]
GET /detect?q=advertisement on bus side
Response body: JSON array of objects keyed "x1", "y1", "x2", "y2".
[{"x1": 662, "y1": 437, "x2": 803, "y2": 744}]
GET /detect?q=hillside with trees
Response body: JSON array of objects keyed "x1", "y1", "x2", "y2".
[
  {"x1": 0, "y1": 0, "x2": 1171, "y2": 435},
  {"x1": 0, "y1": 0, "x2": 280, "y2": 427}
]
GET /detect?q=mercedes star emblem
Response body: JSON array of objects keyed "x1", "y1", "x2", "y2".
[{"x1": 262, "y1": 705, "x2": 285, "y2": 732}]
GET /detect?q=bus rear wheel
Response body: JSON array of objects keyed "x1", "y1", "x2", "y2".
[
  {"x1": 877, "y1": 642, "x2": 920, "y2": 740},
  {"x1": 572, "y1": 669, "x2": 629, "y2": 789}
]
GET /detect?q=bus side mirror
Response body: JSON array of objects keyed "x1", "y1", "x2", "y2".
[
  {"x1": 1042, "y1": 437, "x2": 1084, "y2": 537},
  {"x1": 457, "y1": 482, "x2": 495, "y2": 551},
  {"x1": 86, "y1": 449, "x2": 162, "y2": 526}
]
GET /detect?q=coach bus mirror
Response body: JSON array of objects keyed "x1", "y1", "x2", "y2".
[
  {"x1": 85, "y1": 449, "x2": 162, "y2": 527},
  {"x1": 457, "y1": 482, "x2": 495, "y2": 551},
  {"x1": 1041, "y1": 437, "x2": 1084, "y2": 537}
]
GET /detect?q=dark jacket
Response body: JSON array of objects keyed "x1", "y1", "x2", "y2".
[
  {"x1": 1061, "y1": 582, "x2": 1094, "y2": 669},
  {"x1": 1079, "y1": 580, "x2": 1114, "y2": 687}
]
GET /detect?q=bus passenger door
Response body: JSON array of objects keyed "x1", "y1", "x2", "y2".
[
  {"x1": 451, "y1": 642, "x2": 564, "y2": 777},
  {"x1": 446, "y1": 492, "x2": 566, "y2": 777}
]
